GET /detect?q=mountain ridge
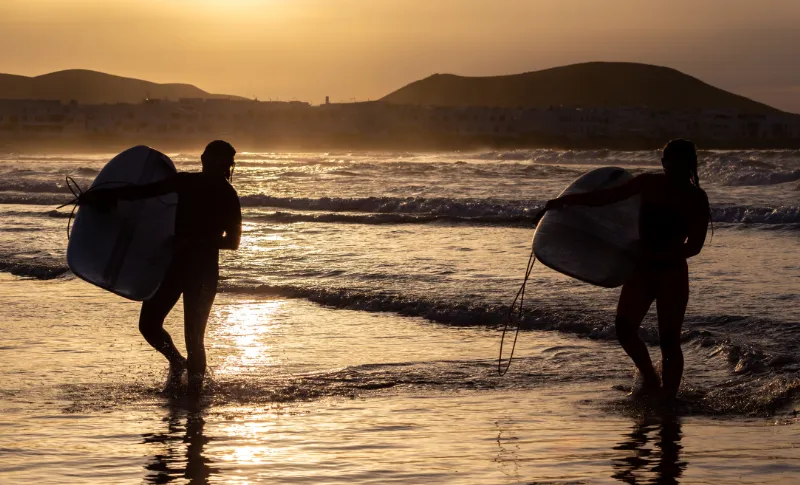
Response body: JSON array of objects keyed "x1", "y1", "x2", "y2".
[
  {"x1": 0, "y1": 69, "x2": 246, "y2": 104},
  {"x1": 380, "y1": 62, "x2": 783, "y2": 114},
  {"x1": 0, "y1": 63, "x2": 789, "y2": 114}
]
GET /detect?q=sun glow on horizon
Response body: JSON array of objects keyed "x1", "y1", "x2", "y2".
[{"x1": 1, "y1": 0, "x2": 799, "y2": 111}]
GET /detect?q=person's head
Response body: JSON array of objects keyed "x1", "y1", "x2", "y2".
[
  {"x1": 661, "y1": 138, "x2": 699, "y2": 187},
  {"x1": 201, "y1": 140, "x2": 236, "y2": 180}
]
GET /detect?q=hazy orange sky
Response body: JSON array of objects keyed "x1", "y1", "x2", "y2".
[{"x1": 1, "y1": 0, "x2": 798, "y2": 111}]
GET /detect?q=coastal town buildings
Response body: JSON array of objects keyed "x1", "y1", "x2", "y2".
[{"x1": 1, "y1": 98, "x2": 799, "y2": 150}]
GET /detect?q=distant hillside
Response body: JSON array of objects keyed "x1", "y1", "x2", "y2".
[
  {"x1": 382, "y1": 62, "x2": 782, "y2": 114},
  {"x1": 0, "y1": 69, "x2": 246, "y2": 104}
]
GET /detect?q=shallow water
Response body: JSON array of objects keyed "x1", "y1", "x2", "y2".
[
  {"x1": 0, "y1": 149, "x2": 798, "y2": 483},
  {"x1": 1, "y1": 276, "x2": 798, "y2": 484}
]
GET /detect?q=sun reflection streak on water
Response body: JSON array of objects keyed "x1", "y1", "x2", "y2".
[{"x1": 213, "y1": 300, "x2": 285, "y2": 376}]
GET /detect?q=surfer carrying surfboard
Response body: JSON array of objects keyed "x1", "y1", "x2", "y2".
[
  {"x1": 538, "y1": 139, "x2": 710, "y2": 399},
  {"x1": 80, "y1": 140, "x2": 241, "y2": 395}
]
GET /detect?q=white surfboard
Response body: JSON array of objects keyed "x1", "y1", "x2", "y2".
[
  {"x1": 67, "y1": 146, "x2": 178, "y2": 301},
  {"x1": 533, "y1": 167, "x2": 641, "y2": 288}
]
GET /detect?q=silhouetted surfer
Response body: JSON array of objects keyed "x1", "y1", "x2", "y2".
[
  {"x1": 539, "y1": 139, "x2": 709, "y2": 399},
  {"x1": 81, "y1": 140, "x2": 241, "y2": 395}
]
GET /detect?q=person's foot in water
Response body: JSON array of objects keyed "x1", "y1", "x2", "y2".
[
  {"x1": 164, "y1": 357, "x2": 187, "y2": 393},
  {"x1": 630, "y1": 366, "x2": 662, "y2": 399},
  {"x1": 187, "y1": 372, "x2": 204, "y2": 397},
  {"x1": 639, "y1": 380, "x2": 663, "y2": 399}
]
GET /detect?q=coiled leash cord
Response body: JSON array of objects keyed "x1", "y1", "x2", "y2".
[
  {"x1": 56, "y1": 175, "x2": 89, "y2": 239},
  {"x1": 56, "y1": 176, "x2": 143, "y2": 239},
  {"x1": 56, "y1": 176, "x2": 132, "y2": 239},
  {"x1": 497, "y1": 236, "x2": 537, "y2": 376}
]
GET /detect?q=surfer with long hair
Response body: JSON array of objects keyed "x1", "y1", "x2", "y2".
[{"x1": 539, "y1": 139, "x2": 709, "y2": 399}]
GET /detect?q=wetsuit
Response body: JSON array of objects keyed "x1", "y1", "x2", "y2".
[
  {"x1": 616, "y1": 173, "x2": 708, "y2": 396},
  {"x1": 626, "y1": 174, "x2": 697, "y2": 313},
  {"x1": 101, "y1": 172, "x2": 241, "y2": 381},
  {"x1": 547, "y1": 171, "x2": 709, "y2": 397}
]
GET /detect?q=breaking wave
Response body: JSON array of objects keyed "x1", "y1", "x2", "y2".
[
  {"x1": 701, "y1": 154, "x2": 800, "y2": 186},
  {"x1": 712, "y1": 205, "x2": 800, "y2": 224},
  {"x1": 246, "y1": 210, "x2": 535, "y2": 226},
  {"x1": 242, "y1": 196, "x2": 800, "y2": 226},
  {"x1": 2, "y1": 191, "x2": 798, "y2": 229},
  {"x1": 0, "y1": 258, "x2": 70, "y2": 279},
  {"x1": 0, "y1": 193, "x2": 75, "y2": 206},
  {"x1": 0, "y1": 180, "x2": 74, "y2": 194},
  {"x1": 240, "y1": 195, "x2": 543, "y2": 219}
]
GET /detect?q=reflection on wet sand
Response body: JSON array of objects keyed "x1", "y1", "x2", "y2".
[
  {"x1": 142, "y1": 400, "x2": 217, "y2": 484},
  {"x1": 492, "y1": 410, "x2": 686, "y2": 484},
  {"x1": 611, "y1": 416, "x2": 685, "y2": 484}
]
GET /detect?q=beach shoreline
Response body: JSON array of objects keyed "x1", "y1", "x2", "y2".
[{"x1": 0, "y1": 275, "x2": 797, "y2": 484}]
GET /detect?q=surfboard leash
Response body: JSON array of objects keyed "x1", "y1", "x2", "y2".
[
  {"x1": 498, "y1": 235, "x2": 537, "y2": 376},
  {"x1": 58, "y1": 175, "x2": 116, "y2": 239},
  {"x1": 57, "y1": 176, "x2": 123, "y2": 240},
  {"x1": 57, "y1": 175, "x2": 85, "y2": 240}
]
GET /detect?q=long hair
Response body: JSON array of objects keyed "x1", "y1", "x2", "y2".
[{"x1": 663, "y1": 139, "x2": 713, "y2": 237}]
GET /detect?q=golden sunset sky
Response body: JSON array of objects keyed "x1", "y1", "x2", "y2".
[{"x1": 1, "y1": 0, "x2": 798, "y2": 111}]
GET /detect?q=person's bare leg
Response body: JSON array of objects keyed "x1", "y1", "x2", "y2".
[
  {"x1": 183, "y1": 271, "x2": 217, "y2": 396},
  {"x1": 616, "y1": 271, "x2": 659, "y2": 392},
  {"x1": 656, "y1": 264, "x2": 689, "y2": 399},
  {"x1": 139, "y1": 273, "x2": 185, "y2": 375}
]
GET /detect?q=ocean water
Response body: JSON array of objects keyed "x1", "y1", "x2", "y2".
[{"x1": 0, "y1": 149, "x2": 798, "y2": 484}]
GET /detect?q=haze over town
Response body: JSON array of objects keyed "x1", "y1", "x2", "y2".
[{"x1": 2, "y1": 0, "x2": 799, "y2": 112}]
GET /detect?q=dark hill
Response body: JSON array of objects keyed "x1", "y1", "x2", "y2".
[
  {"x1": 381, "y1": 62, "x2": 782, "y2": 114},
  {"x1": 0, "y1": 69, "x2": 246, "y2": 104}
]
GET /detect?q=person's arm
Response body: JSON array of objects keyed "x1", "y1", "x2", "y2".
[
  {"x1": 219, "y1": 189, "x2": 242, "y2": 250},
  {"x1": 532, "y1": 174, "x2": 649, "y2": 225},
  {"x1": 111, "y1": 178, "x2": 177, "y2": 200},
  {"x1": 79, "y1": 175, "x2": 179, "y2": 206},
  {"x1": 547, "y1": 173, "x2": 649, "y2": 210},
  {"x1": 683, "y1": 191, "x2": 710, "y2": 258}
]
